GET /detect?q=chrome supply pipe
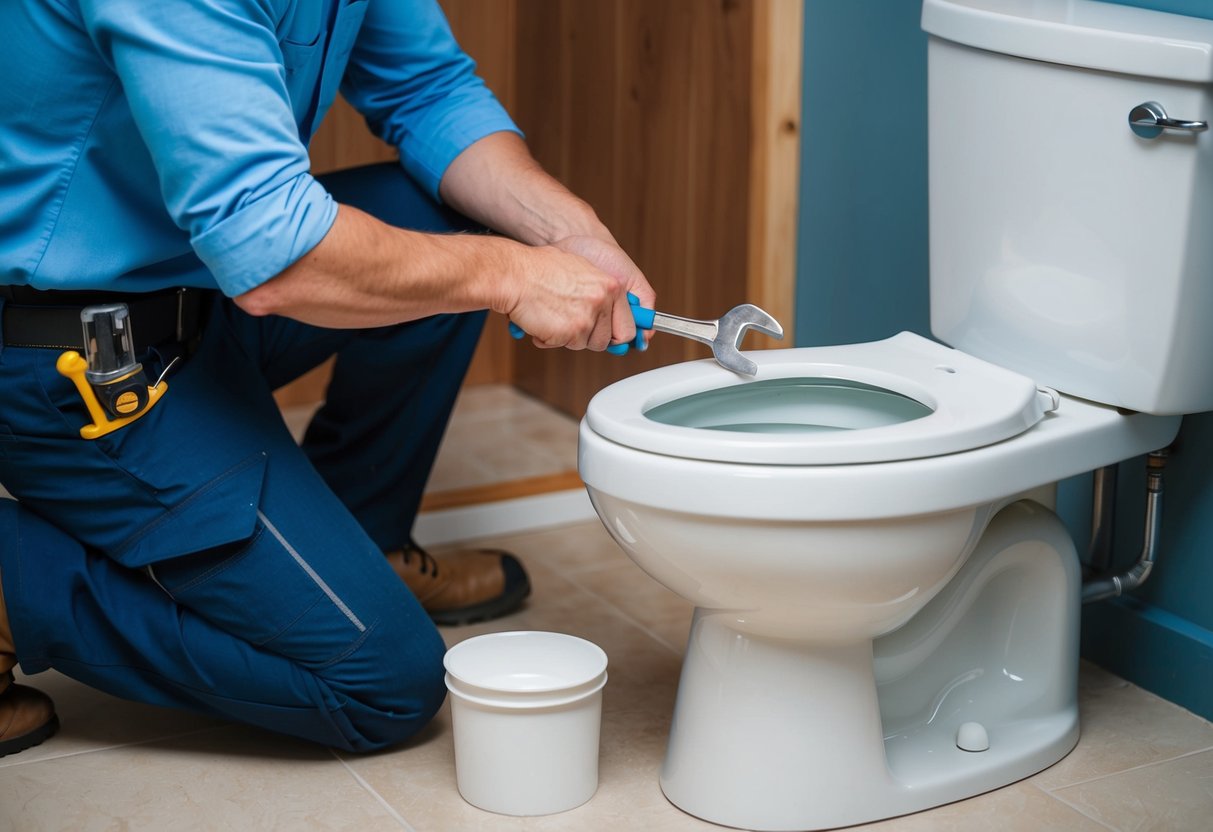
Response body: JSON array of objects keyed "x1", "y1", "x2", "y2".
[
  {"x1": 1085, "y1": 464, "x2": 1118, "y2": 574},
  {"x1": 1082, "y1": 449, "x2": 1168, "y2": 604}
]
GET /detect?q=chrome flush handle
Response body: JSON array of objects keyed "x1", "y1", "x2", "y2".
[{"x1": 1129, "y1": 101, "x2": 1208, "y2": 139}]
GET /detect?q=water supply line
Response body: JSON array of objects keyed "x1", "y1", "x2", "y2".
[
  {"x1": 1081, "y1": 448, "x2": 1169, "y2": 604},
  {"x1": 1085, "y1": 464, "x2": 1118, "y2": 575}
]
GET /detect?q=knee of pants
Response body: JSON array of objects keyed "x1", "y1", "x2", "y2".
[{"x1": 324, "y1": 605, "x2": 449, "y2": 752}]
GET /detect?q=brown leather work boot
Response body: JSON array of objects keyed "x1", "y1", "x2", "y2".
[
  {"x1": 1, "y1": 567, "x2": 60, "y2": 757},
  {"x1": 386, "y1": 541, "x2": 531, "y2": 626}
]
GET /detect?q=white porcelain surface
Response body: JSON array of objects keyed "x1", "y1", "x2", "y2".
[
  {"x1": 646, "y1": 502, "x2": 1082, "y2": 830},
  {"x1": 580, "y1": 378, "x2": 1173, "y2": 826},
  {"x1": 581, "y1": 384, "x2": 1178, "y2": 523},
  {"x1": 589, "y1": 491, "x2": 989, "y2": 641},
  {"x1": 587, "y1": 333, "x2": 1048, "y2": 465},
  {"x1": 928, "y1": 12, "x2": 1213, "y2": 414},
  {"x1": 923, "y1": 0, "x2": 1213, "y2": 82}
]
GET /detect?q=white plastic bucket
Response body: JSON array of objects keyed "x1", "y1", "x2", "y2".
[{"x1": 443, "y1": 631, "x2": 609, "y2": 816}]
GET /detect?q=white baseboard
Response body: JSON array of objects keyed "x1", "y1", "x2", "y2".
[{"x1": 412, "y1": 488, "x2": 596, "y2": 547}]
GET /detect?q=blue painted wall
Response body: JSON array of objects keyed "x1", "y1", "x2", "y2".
[
  {"x1": 796, "y1": 0, "x2": 1213, "y2": 719},
  {"x1": 797, "y1": 1, "x2": 930, "y2": 347}
]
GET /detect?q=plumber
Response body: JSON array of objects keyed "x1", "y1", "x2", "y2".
[{"x1": 0, "y1": 0, "x2": 655, "y2": 757}]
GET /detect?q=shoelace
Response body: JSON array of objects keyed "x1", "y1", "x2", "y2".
[{"x1": 401, "y1": 541, "x2": 440, "y2": 578}]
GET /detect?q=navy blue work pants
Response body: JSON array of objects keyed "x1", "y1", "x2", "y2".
[{"x1": 0, "y1": 163, "x2": 486, "y2": 751}]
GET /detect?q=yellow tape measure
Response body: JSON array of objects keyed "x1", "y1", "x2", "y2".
[{"x1": 57, "y1": 303, "x2": 168, "y2": 439}]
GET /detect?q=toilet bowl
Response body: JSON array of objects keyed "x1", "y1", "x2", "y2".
[
  {"x1": 582, "y1": 334, "x2": 1178, "y2": 641},
  {"x1": 581, "y1": 336, "x2": 1178, "y2": 829},
  {"x1": 578, "y1": 1, "x2": 1213, "y2": 829}
]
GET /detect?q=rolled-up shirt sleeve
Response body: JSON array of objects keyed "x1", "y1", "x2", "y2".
[
  {"x1": 340, "y1": 0, "x2": 522, "y2": 200},
  {"x1": 80, "y1": 0, "x2": 336, "y2": 297}
]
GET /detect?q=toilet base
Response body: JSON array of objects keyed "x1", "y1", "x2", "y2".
[{"x1": 659, "y1": 502, "x2": 1081, "y2": 831}]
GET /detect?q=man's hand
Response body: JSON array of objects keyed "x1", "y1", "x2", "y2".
[
  {"x1": 440, "y1": 132, "x2": 657, "y2": 349},
  {"x1": 550, "y1": 235, "x2": 655, "y2": 350},
  {"x1": 498, "y1": 243, "x2": 631, "y2": 352}
]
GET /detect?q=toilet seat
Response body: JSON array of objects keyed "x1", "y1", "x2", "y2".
[{"x1": 585, "y1": 332, "x2": 1050, "y2": 465}]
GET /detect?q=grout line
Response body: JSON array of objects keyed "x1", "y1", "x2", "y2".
[
  {"x1": 561, "y1": 559, "x2": 634, "y2": 578},
  {"x1": 1028, "y1": 783, "x2": 1120, "y2": 831},
  {"x1": 1039, "y1": 744, "x2": 1213, "y2": 792},
  {"x1": 0, "y1": 724, "x2": 229, "y2": 770},
  {"x1": 330, "y1": 749, "x2": 418, "y2": 832}
]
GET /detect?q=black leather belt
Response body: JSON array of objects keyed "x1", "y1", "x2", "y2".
[{"x1": 1, "y1": 286, "x2": 208, "y2": 352}]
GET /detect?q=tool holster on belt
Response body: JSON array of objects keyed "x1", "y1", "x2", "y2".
[{"x1": 1, "y1": 286, "x2": 208, "y2": 438}]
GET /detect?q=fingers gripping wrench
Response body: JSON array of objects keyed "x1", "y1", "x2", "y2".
[
  {"x1": 508, "y1": 293, "x2": 784, "y2": 375},
  {"x1": 627, "y1": 296, "x2": 784, "y2": 376}
]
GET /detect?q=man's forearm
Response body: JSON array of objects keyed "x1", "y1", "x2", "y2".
[
  {"x1": 438, "y1": 132, "x2": 612, "y2": 247},
  {"x1": 234, "y1": 202, "x2": 631, "y2": 351},
  {"x1": 234, "y1": 203, "x2": 514, "y2": 328}
]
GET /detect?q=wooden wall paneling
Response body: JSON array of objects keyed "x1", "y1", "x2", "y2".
[
  {"x1": 747, "y1": 0, "x2": 803, "y2": 345},
  {"x1": 513, "y1": 0, "x2": 763, "y2": 417},
  {"x1": 513, "y1": 0, "x2": 571, "y2": 181},
  {"x1": 560, "y1": 0, "x2": 625, "y2": 413},
  {"x1": 442, "y1": 0, "x2": 518, "y2": 104},
  {"x1": 686, "y1": 0, "x2": 753, "y2": 351},
  {"x1": 511, "y1": 0, "x2": 580, "y2": 409},
  {"x1": 562, "y1": 0, "x2": 618, "y2": 217},
  {"x1": 614, "y1": 0, "x2": 698, "y2": 368},
  {"x1": 513, "y1": 0, "x2": 701, "y2": 414}
]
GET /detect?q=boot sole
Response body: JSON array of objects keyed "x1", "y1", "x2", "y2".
[
  {"x1": 430, "y1": 578, "x2": 532, "y2": 627},
  {"x1": 0, "y1": 714, "x2": 60, "y2": 758}
]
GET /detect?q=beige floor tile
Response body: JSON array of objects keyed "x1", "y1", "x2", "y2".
[
  {"x1": 279, "y1": 401, "x2": 320, "y2": 444},
  {"x1": 566, "y1": 561, "x2": 694, "y2": 653},
  {"x1": 343, "y1": 562, "x2": 714, "y2": 831},
  {"x1": 430, "y1": 384, "x2": 578, "y2": 490},
  {"x1": 6, "y1": 520, "x2": 1213, "y2": 831},
  {"x1": 422, "y1": 450, "x2": 495, "y2": 493},
  {"x1": 849, "y1": 782, "x2": 1110, "y2": 831},
  {"x1": 1050, "y1": 749, "x2": 1213, "y2": 831},
  {"x1": 2, "y1": 669, "x2": 228, "y2": 770},
  {"x1": 282, "y1": 383, "x2": 580, "y2": 495},
  {"x1": 463, "y1": 520, "x2": 632, "y2": 576},
  {"x1": 0, "y1": 725, "x2": 403, "y2": 832},
  {"x1": 1029, "y1": 666, "x2": 1213, "y2": 790}
]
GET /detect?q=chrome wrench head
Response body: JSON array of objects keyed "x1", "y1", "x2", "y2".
[{"x1": 712, "y1": 304, "x2": 784, "y2": 376}]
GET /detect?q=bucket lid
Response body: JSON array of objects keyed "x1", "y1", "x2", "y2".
[
  {"x1": 923, "y1": 0, "x2": 1213, "y2": 83},
  {"x1": 444, "y1": 631, "x2": 608, "y2": 708}
]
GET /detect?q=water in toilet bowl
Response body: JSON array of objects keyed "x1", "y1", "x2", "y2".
[{"x1": 644, "y1": 377, "x2": 934, "y2": 435}]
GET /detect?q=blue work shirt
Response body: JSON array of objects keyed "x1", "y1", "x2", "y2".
[{"x1": 0, "y1": 0, "x2": 520, "y2": 297}]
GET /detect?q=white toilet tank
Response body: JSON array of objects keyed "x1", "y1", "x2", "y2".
[{"x1": 923, "y1": 0, "x2": 1213, "y2": 415}]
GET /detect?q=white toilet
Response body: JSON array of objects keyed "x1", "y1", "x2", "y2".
[{"x1": 578, "y1": 1, "x2": 1213, "y2": 829}]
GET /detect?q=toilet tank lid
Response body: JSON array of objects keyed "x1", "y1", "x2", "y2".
[{"x1": 922, "y1": 0, "x2": 1213, "y2": 83}]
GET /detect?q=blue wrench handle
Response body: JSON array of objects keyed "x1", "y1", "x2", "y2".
[
  {"x1": 628, "y1": 292, "x2": 656, "y2": 330},
  {"x1": 508, "y1": 292, "x2": 652, "y2": 354}
]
